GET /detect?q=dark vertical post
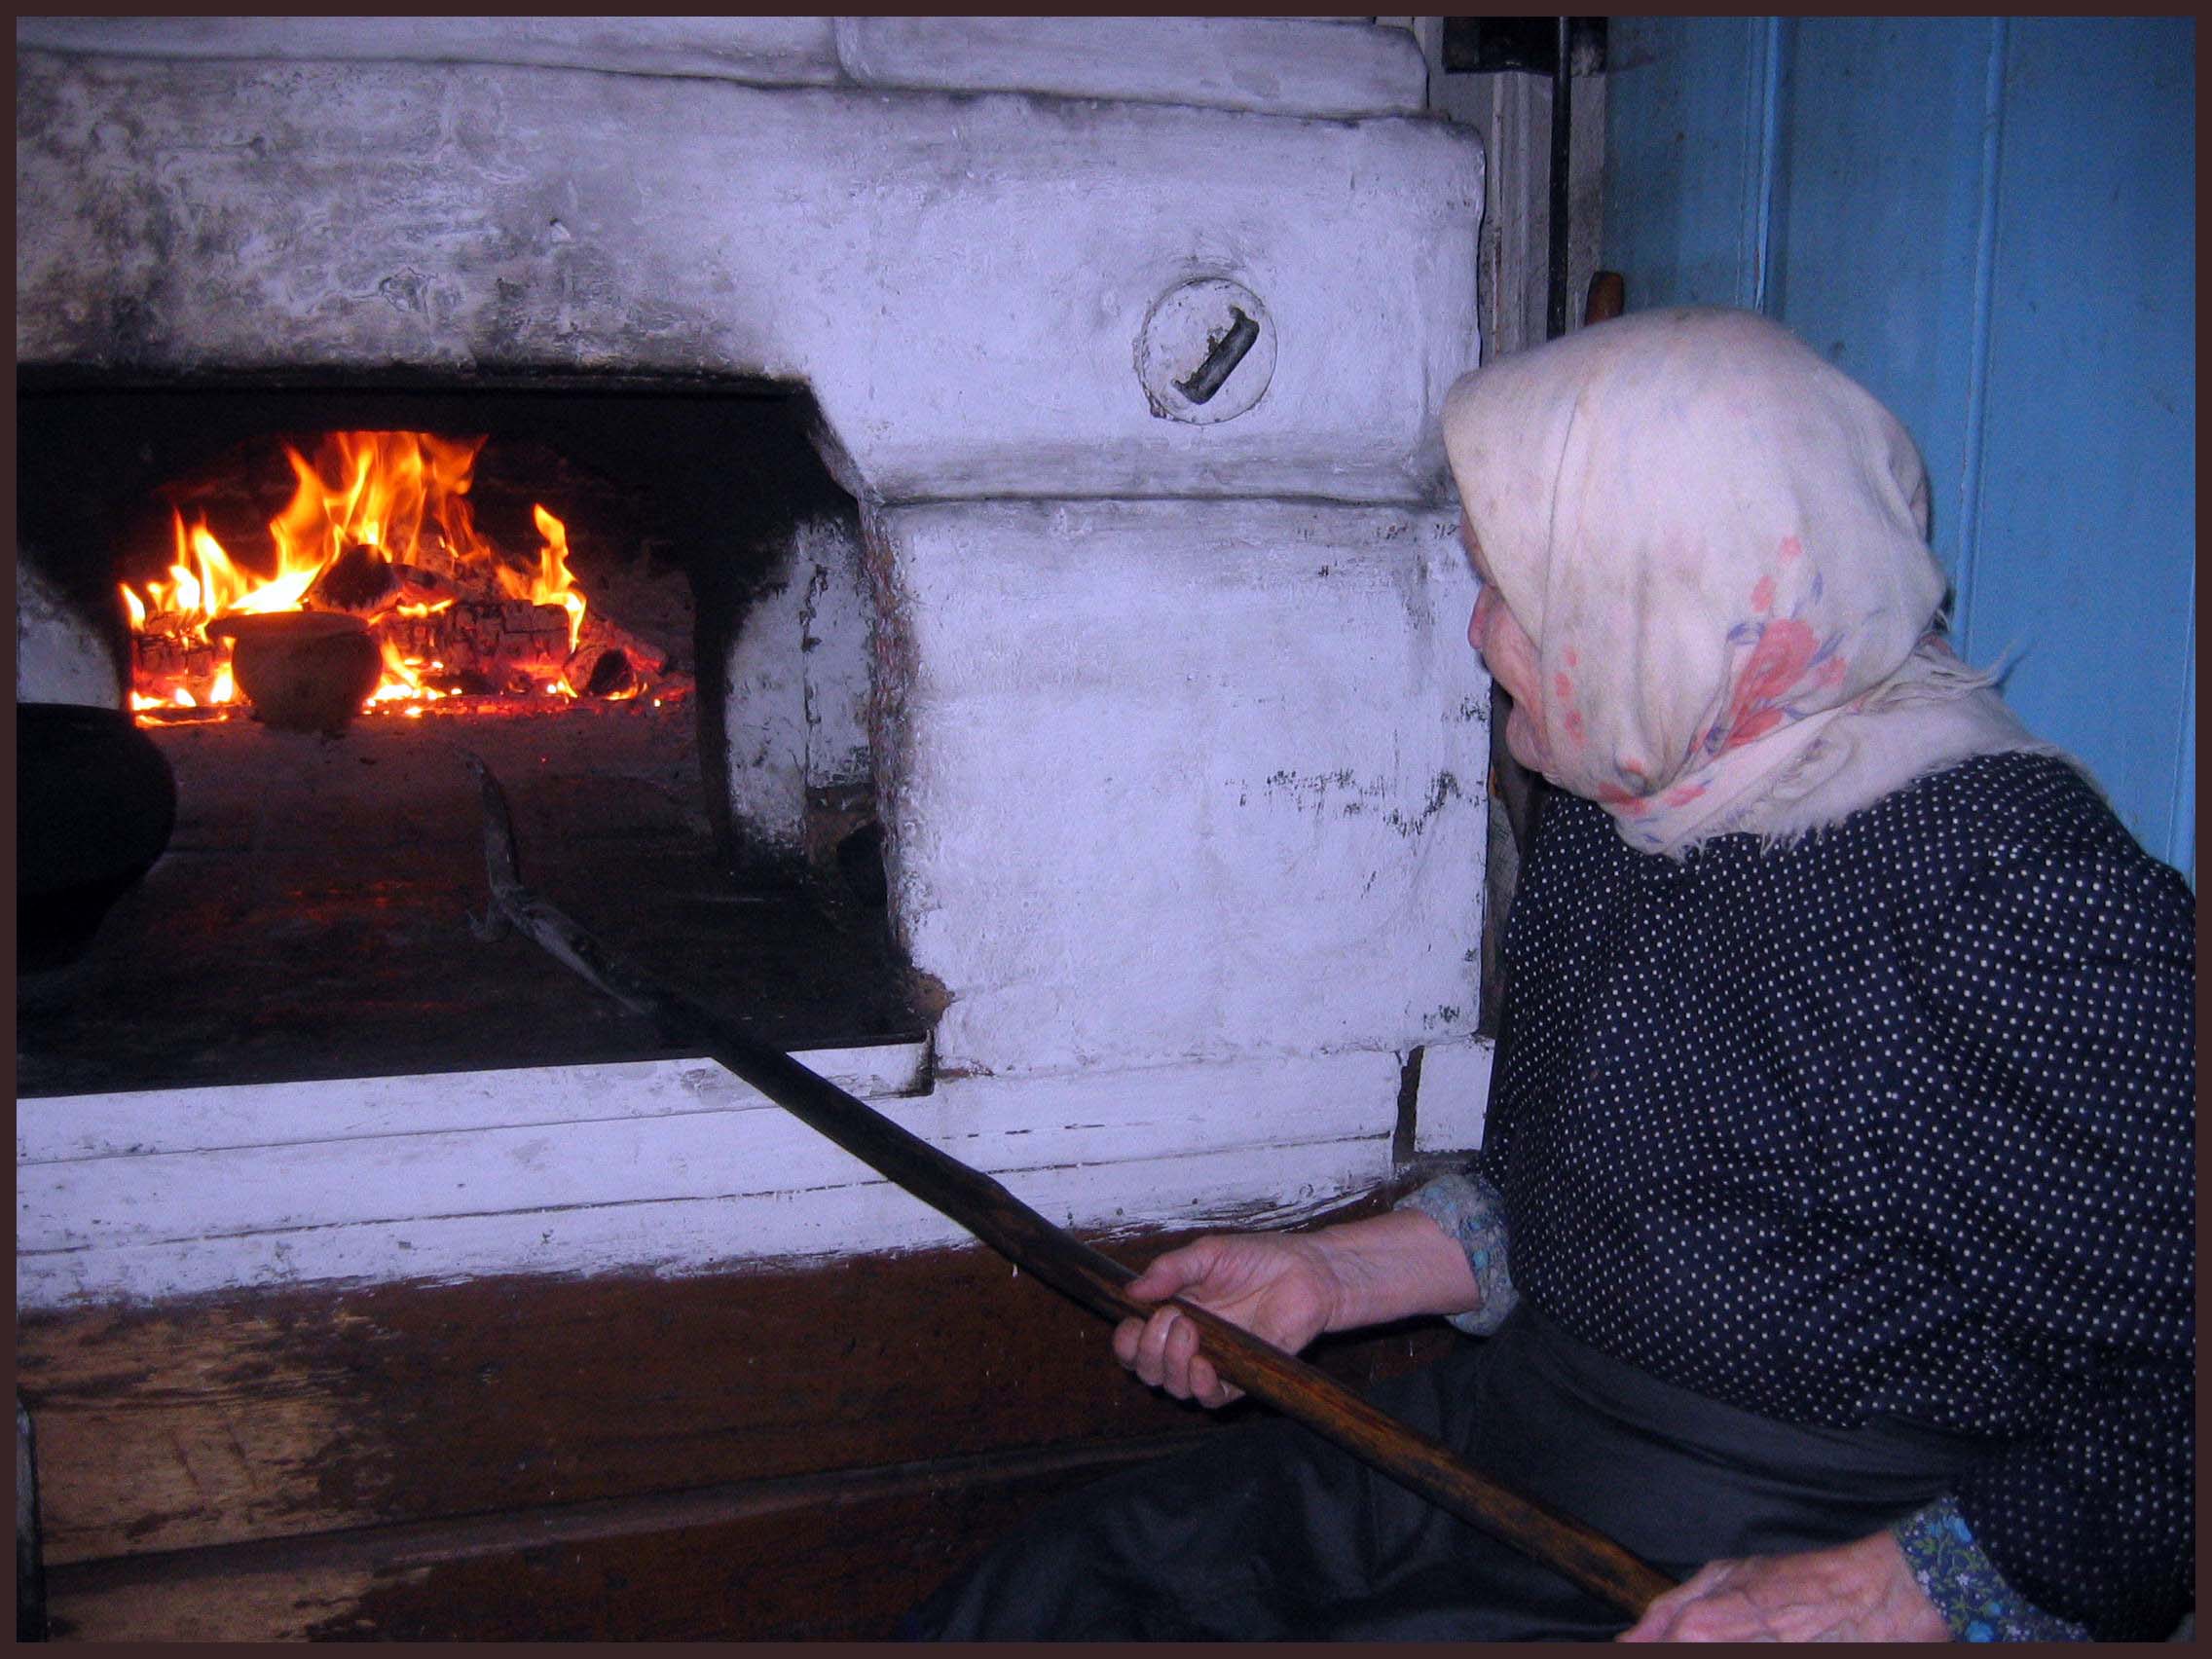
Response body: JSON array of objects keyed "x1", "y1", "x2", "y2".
[
  {"x1": 18, "y1": 1400, "x2": 47, "y2": 1642},
  {"x1": 1546, "y1": 16, "x2": 1573, "y2": 342},
  {"x1": 1488, "y1": 18, "x2": 1581, "y2": 1037}
]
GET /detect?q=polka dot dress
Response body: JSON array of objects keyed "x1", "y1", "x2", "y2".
[{"x1": 1477, "y1": 753, "x2": 2194, "y2": 1640}]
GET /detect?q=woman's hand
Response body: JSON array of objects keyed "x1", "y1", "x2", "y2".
[
  {"x1": 1111, "y1": 1209, "x2": 1482, "y2": 1409},
  {"x1": 1616, "y1": 1530, "x2": 1947, "y2": 1642},
  {"x1": 1111, "y1": 1233, "x2": 1341, "y2": 1408}
]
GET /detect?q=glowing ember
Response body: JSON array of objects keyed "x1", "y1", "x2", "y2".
[{"x1": 119, "y1": 431, "x2": 669, "y2": 724}]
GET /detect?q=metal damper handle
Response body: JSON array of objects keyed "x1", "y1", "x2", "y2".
[{"x1": 461, "y1": 752, "x2": 1675, "y2": 1619}]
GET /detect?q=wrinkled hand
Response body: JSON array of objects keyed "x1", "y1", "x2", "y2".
[
  {"x1": 1617, "y1": 1530, "x2": 1948, "y2": 1642},
  {"x1": 1110, "y1": 1233, "x2": 1343, "y2": 1409}
]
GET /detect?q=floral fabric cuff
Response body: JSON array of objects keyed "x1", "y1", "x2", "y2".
[
  {"x1": 1892, "y1": 1497, "x2": 2091, "y2": 1642},
  {"x1": 1396, "y1": 1171, "x2": 1518, "y2": 1337}
]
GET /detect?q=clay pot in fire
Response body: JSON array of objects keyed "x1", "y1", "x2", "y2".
[{"x1": 205, "y1": 610, "x2": 383, "y2": 735}]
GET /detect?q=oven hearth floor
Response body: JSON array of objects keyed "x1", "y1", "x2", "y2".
[{"x1": 18, "y1": 707, "x2": 928, "y2": 1098}]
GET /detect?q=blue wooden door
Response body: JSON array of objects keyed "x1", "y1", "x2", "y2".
[{"x1": 1603, "y1": 17, "x2": 2195, "y2": 877}]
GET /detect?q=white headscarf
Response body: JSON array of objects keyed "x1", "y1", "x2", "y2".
[{"x1": 1442, "y1": 308, "x2": 2064, "y2": 856}]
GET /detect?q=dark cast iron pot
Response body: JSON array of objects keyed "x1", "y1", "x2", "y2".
[{"x1": 18, "y1": 702, "x2": 179, "y2": 971}]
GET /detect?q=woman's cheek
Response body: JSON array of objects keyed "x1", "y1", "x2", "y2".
[{"x1": 1504, "y1": 700, "x2": 1550, "y2": 774}]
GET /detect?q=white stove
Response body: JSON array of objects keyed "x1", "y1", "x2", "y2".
[{"x1": 17, "y1": 17, "x2": 1494, "y2": 1310}]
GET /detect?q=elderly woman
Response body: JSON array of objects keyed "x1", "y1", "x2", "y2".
[{"x1": 912, "y1": 310, "x2": 2193, "y2": 1641}]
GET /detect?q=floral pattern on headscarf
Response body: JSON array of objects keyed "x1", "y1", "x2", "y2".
[
  {"x1": 1441, "y1": 309, "x2": 2056, "y2": 855},
  {"x1": 1702, "y1": 547, "x2": 1851, "y2": 762}
]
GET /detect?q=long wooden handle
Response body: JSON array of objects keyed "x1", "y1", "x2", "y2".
[{"x1": 463, "y1": 755, "x2": 1675, "y2": 1619}]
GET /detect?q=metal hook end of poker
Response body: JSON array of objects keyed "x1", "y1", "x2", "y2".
[{"x1": 457, "y1": 747, "x2": 522, "y2": 939}]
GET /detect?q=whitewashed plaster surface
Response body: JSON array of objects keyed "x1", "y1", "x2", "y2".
[
  {"x1": 830, "y1": 18, "x2": 1424, "y2": 118},
  {"x1": 722, "y1": 516, "x2": 875, "y2": 852},
  {"x1": 871, "y1": 499, "x2": 1490, "y2": 1078},
  {"x1": 16, "y1": 17, "x2": 1426, "y2": 121},
  {"x1": 15, "y1": 555, "x2": 121, "y2": 707},
  {"x1": 16, "y1": 49, "x2": 1481, "y2": 503},
  {"x1": 1412, "y1": 1037, "x2": 1497, "y2": 1154},
  {"x1": 16, "y1": 16, "x2": 848, "y2": 86},
  {"x1": 18, "y1": 1047, "x2": 1410, "y2": 1309}
]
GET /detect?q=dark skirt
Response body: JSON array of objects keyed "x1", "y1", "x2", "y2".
[{"x1": 908, "y1": 1307, "x2": 1994, "y2": 1641}]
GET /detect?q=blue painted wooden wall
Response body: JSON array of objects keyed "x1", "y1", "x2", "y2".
[{"x1": 1603, "y1": 17, "x2": 2194, "y2": 877}]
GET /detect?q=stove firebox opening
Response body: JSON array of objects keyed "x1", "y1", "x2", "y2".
[{"x1": 17, "y1": 381, "x2": 929, "y2": 1098}]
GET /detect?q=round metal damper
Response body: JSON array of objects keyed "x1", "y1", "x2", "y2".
[{"x1": 1135, "y1": 276, "x2": 1276, "y2": 424}]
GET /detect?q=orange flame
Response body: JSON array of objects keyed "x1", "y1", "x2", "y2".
[
  {"x1": 497, "y1": 503, "x2": 587, "y2": 652},
  {"x1": 120, "y1": 432, "x2": 594, "y2": 719}
]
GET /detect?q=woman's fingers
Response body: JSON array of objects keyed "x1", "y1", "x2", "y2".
[
  {"x1": 1112, "y1": 1305, "x2": 1184, "y2": 1392},
  {"x1": 1110, "y1": 1315, "x2": 1145, "y2": 1372},
  {"x1": 1132, "y1": 1307, "x2": 1171, "y2": 1387},
  {"x1": 1115, "y1": 1233, "x2": 1305, "y2": 1407},
  {"x1": 1150, "y1": 1307, "x2": 1204, "y2": 1396},
  {"x1": 1112, "y1": 1309, "x2": 1168, "y2": 1389},
  {"x1": 1187, "y1": 1352, "x2": 1242, "y2": 1409},
  {"x1": 1616, "y1": 1561, "x2": 1736, "y2": 1642},
  {"x1": 1614, "y1": 1536, "x2": 1946, "y2": 1642},
  {"x1": 1109, "y1": 1305, "x2": 1246, "y2": 1407},
  {"x1": 1161, "y1": 1307, "x2": 1201, "y2": 1393},
  {"x1": 1124, "y1": 1238, "x2": 1220, "y2": 1304}
]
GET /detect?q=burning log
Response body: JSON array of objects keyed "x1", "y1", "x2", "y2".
[
  {"x1": 559, "y1": 613, "x2": 678, "y2": 698},
  {"x1": 305, "y1": 542, "x2": 461, "y2": 616},
  {"x1": 307, "y1": 542, "x2": 398, "y2": 613},
  {"x1": 130, "y1": 622, "x2": 223, "y2": 688},
  {"x1": 564, "y1": 641, "x2": 636, "y2": 699},
  {"x1": 384, "y1": 600, "x2": 574, "y2": 686},
  {"x1": 577, "y1": 613, "x2": 674, "y2": 677}
]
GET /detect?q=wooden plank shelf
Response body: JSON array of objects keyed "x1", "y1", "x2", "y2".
[{"x1": 18, "y1": 1225, "x2": 1455, "y2": 1641}]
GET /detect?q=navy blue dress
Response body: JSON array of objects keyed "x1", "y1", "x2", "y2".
[{"x1": 1480, "y1": 753, "x2": 2194, "y2": 1638}]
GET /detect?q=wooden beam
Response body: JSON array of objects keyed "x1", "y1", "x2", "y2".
[{"x1": 42, "y1": 1435, "x2": 1210, "y2": 1641}]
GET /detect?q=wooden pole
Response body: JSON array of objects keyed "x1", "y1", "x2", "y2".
[{"x1": 462, "y1": 753, "x2": 1675, "y2": 1619}]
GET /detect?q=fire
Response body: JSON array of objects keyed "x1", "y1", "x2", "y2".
[
  {"x1": 502, "y1": 504, "x2": 586, "y2": 654},
  {"x1": 120, "y1": 431, "x2": 613, "y2": 721}
]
